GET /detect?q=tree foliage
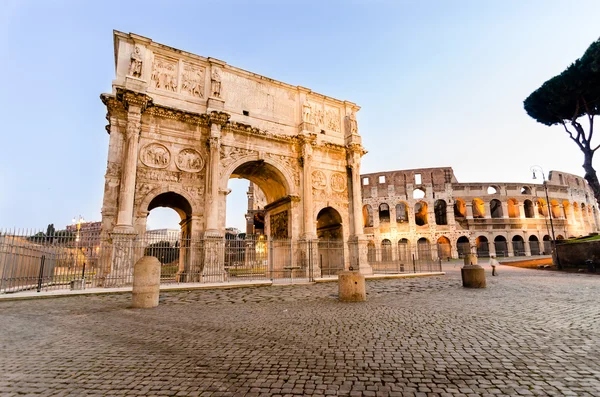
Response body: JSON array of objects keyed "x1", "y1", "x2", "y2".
[{"x1": 524, "y1": 38, "x2": 600, "y2": 205}]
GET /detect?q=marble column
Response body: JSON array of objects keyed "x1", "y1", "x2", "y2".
[
  {"x1": 300, "y1": 136, "x2": 316, "y2": 238},
  {"x1": 114, "y1": 93, "x2": 150, "y2": 232}
]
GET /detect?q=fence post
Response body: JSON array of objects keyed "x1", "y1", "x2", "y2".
[{"x1": 37, "y1": 255, "x2": 45, "y2": 293}]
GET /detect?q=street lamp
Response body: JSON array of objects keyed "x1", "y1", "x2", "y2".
[
  {"x1": 530, "y1": 166, "x2": 562, "y2": 269},
  {"x1": 72, "y1": 215, "x2": 85, "y2": 266}
]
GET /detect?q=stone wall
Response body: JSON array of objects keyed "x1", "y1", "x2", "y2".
[{"x1": 556, "y1": 240, "x2": 600, "y2": 268}]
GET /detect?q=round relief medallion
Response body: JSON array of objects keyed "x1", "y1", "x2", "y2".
[
  {"x1": 312, "y1": 170, "x2": 327, "y2": 190},
  {"x1": 176, "y1": 148, "x2": 204, "y2": 172},
  {"x1": 330, "y1": 172, "x2": 346, "y2": 192},
  {"x1": 140, "y1": 143, "x2": 170, "y2": 169}
]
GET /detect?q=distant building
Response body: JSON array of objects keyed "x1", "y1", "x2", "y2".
[
  {"x1": 360, "y1": 167, "x2": 599, "y2": 259},
  {"x1": 66, "y1": 221, "x2": 101, "y2": 247},
  {"x1": 145, "y1": 228, "x2": 180, "y2": 244}
]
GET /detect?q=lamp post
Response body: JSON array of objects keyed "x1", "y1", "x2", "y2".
[
  {"x1": 530, "y1": 166, "x2": 562, "y2": 269},
  {"x1": 72, "y1": 215, "x2": 85, "y2": 267}
]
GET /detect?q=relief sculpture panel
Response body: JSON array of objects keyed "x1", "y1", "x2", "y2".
[
  {"x1": 312, "y1": 170, "x2": 327, "y2": 190},
  {"x1": 270, "y1": 211, "x2": 289, "y2": 239},
  {"x1": 151, "y1": 55, "x2": 178, "y2": 92},
  {"x1": 140, "y1": 143, "x2": 171, "y2": 168},
  {"x1": 181, "y1": 63, "x2": 205, "y2": 98},
  {"x1": 176, "y1": 148, "x2": 204, "y2": 173},
  {"x1": 330, "y1": 172, "x2": 347, "y2": 193}
]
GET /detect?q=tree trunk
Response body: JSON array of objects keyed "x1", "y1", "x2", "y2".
[{"x1": 582, "y1": 149, "x2": 600, "y2": 207}]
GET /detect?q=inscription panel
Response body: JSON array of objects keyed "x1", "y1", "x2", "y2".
[{"x1": 222, "y1": 72, "x2": 295, "y2": 122}]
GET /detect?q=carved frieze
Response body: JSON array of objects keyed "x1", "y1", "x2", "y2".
[
  {"x1": 270, "y1": 211, "x2": 289, "y2": 239},
  {"x1": 312, "y1": 170, "x2": 327, "y2": 190},
  {"x1": 182, "y1": 63, "x2": 205, "y2": 98},
  {"x1": 176, "y1": 148, "x2": 204, "y2": 173},
  {"x1": 266, "y1": 153, "x2": 300, "y2": 187},
  {"x1": 140, "y1": 143, "x2": 171, "y2": 168},
  {"x1": 151, "y1": 56, "x2": 178, "y2": 92},
  {"x1": 220, "y1": 146, "x2": 254, "y2": 162},
  {"x1": 306, "y1": 102, "x2": 340, "y2": 132},
  {"x1": 325, "y1": 106, "x2": 341, "y2": 132},
  {"x1": 330, "y1": 172, "x2": 347, "y2": 193},
  {"x1": 137, "y1": 168, "x2": 181, "y2": 183}
]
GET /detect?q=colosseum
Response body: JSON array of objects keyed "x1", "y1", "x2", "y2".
[{"x1": 359, "y1": 167, "x2": 600, "y2": 263}]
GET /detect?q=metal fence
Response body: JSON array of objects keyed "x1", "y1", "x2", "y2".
[
  {"x1": 1, "y1": 229, "x2": 444, "y2": 294},
  {"x1": 367, "y1": 243, "x2": 444, "y2": 274}
]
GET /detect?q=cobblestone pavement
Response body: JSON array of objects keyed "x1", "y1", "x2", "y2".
[{"x1": 1, "y1": 263, "x2": 599, "y2": 397}]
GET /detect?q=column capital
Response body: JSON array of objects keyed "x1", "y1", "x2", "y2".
[
  {"x1": 208, "y1": 111, "x2": 230, "y2": 127},
  {"x1": 116, "y1": 88, "x2": 153, "y2": 113}
]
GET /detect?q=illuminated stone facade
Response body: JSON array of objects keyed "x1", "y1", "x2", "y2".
[
  {"x1": 99, "y1": 31, "x2": 371, "y2": 284},
  {"x1": 361, "y1": 167, "x2": 600, "y2": 258}
]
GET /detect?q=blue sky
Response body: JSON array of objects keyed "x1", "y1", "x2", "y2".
[{"x1": 1, "y1": 0, "x2": 599, "y2": 232}]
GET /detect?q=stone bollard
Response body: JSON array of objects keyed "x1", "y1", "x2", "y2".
[
  {"x1": 132, "y1": 256, "x2": 161, "y2": 308},
  {"x1": 338, "y1": 271, "x2": 366, "y2": 302},
  {"x1": 461, "y1": 254, "x2": 486, "y2": 288}
]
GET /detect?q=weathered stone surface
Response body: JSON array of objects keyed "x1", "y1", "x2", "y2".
[
  {"x1": 132, "y1": 256, "x2": 161, "y2": 308},
  {"x1": 100, "y1": 31, "x2": 372, "y2": 285},
  {"x1": 1, "y1": 264, "x2": 600, "y2": 396},
  {"x1": 338, "y1": 271, "x2": 366, "y2": 302}
]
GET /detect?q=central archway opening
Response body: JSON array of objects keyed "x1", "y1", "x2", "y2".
[
  {"x1": 229, "y1": 161, "x2": 289, "y2": 238},
  {"x1": 226, "y1": 160, "x2": 292, "y2": 280},
  {"x1": 317, "y1": 207, "x2": 344, "y2": 276}
]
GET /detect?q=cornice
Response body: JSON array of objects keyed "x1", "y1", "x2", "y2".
[
  {"x1": 145, "y1": 105, "x2": 210, "y2": 126},
  {"x1": 115, "y1": 88, "x2": 153, "y2": 112}
]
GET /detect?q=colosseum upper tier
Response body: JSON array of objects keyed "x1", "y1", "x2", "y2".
[{"x1": 360, "y1": 167, "x2": 600, "y2": 258}]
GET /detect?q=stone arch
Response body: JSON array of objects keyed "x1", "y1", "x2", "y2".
[
  {"x1": 140, "y1": 189, "x2": 196, "y2": 282},
  {"x1": 562, "y1": 200, "x2": 571, "y2": 219},
  {"x1": 381, "y1": 239, "x2": 392, "y2": 262},
  {"x1": 457, "y1": 235, "x2": 470, "y2": 258},
  {"x1": 221, "y1": 157, "x2": 292, "y2": 204},
  {"x1": 317, "y1": 207, "x2": 344, "y2": 275},
  {"x1": 415, "y1": 201, "x2": 428, "y2": 226},
  {"x1": 397, "y1": 238, "x2": 410, "y2": 263},
  {"x1": 413, "y1": 188, "x2": 426, "y2": 199},
  {"x1": 512, "y1": 235, "x2": 526, "y2": 256},
  {"x1": 529, "y1": 235, "x2": 540, "y2": 255},
  {"x1": 316, "y1": 207, "x2": 343, "y2": 240},
  {"x1": 508, "y1": 198, "x2": 520, "y2": 218},
  {"x1": 454, "y1": 198, "x2": 466, "y2": 218},
  {"x1": 494, "y1": 235, "x2": 508, "y2": 257},
  {"x1": 524, "y1": 199, "x2": 535, "y2": 218},
  {"x1": 138, "y1": 186, "x2": 197, "y2": 219},
  {"x1": 434, "y1": 199, "x2": 447, "y2": 225},
  {"x1": 437, "y1": 236, "x2": 451, "y2": 259},
  {"x1": 417, "y1": 237, "x2": 432, "y2": 260},
  {"x1": 550, "y1": 200, "x2": 561, "y2": 219},
  {"x1": 536, "y1": 198, "x2": 548, "y2": 217},
  {"x1": 395, "y1": 202, "x2": 409, "y2": 223},
  {"x1": 490, "y1": 199, "x2": 503, "y2": 218},
  {"x1": 379, "y1": 203, "x2": 390, "y2": 223},
  {"x1": 475, "y1": 235, "x2": 489, "y2": 257},
  {"x1": 542, "y1": 234, "x2": 552, "y2": 254},
  {"x1": 487, "y1": 185, "x2": 499, "y2": 194},
  {"x1": 472, "y1": 198, "x2": 485, "y2": 218}
]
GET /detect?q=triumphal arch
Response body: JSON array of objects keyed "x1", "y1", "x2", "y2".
[{"x1": 99, "y1": 31, "x2": 370, "y2": 285}]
